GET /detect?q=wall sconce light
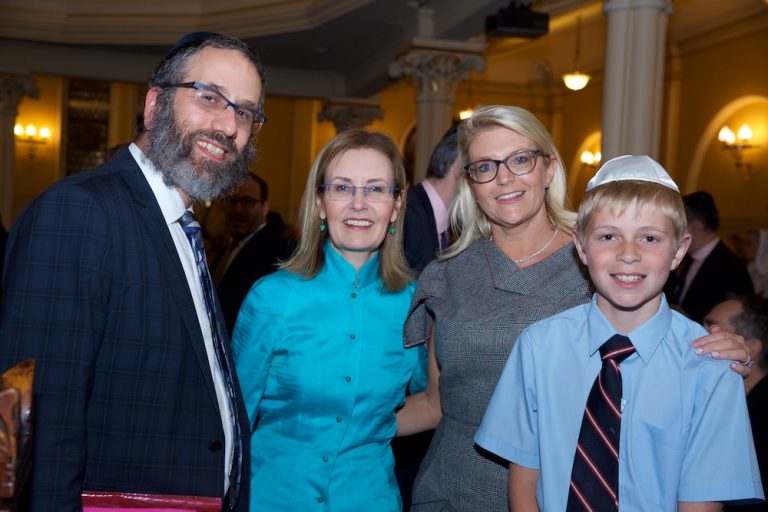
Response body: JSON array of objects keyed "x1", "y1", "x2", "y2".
[
  {"x1": 458, "y1": 82, "x2": 475, "y2": 120},
  {"x1": 14, "y1": 123, "x2": 52, "y2": 161},
  {"x1": 718, "y1": 123, "x2": 755, "y2": 179},
  {"x1": 562, "y1": 17, "x2": 591, "y2": 91},
  {"x1": 580, "y1": 150, "x2": 601, "y2": 168}
]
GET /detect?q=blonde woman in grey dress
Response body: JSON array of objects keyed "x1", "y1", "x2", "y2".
[{"x1": 396, "y1": 105, "x2": 754, "y2": 511}]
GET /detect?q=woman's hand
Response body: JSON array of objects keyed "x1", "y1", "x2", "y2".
[{"x1": 693, "y1": 325, "x2": 752, "y2": 377}]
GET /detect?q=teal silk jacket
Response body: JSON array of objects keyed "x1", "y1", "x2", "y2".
[{"x1": 232, "y1": 243, "x2": 423, "y2": 511}]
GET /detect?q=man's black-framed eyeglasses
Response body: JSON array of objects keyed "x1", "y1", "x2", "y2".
[
  {"x1": 159, "y1": 81, "x2": 267, "y2": 135},
  {"x1": 464, "y1": 149, "x2": 548, "y2": 183}
]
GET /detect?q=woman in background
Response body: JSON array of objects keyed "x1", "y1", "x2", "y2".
[{"x1": 233, "y1": 129, "x2": 424, "y2": 511}]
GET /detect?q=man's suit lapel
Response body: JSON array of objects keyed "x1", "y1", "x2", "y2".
[
  {"x1": 209, "y1": 286, "x2": 251, "y2": 437},
  {"x1": 220, "y1": 229, "x2": 264, "y2": 287},
  {"x1": 116, "y1": 151, "x2": 219, "y2": 403}
]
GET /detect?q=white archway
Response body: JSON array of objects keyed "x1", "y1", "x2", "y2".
[{"x1": 568, "y1": 130, "x2": 602, "y2": 204}]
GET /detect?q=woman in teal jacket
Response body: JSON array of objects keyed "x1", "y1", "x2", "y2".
[{"x1": 232, "y1": 129, "x2": 424, "y2": 511}]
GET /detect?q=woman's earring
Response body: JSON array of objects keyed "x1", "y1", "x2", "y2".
[
  {"x1": 388, "y1": 222, "x2": 397, "y2": 236},
  {"x1": 319, "y1": 219, "x2": 327, "y2": 232}
]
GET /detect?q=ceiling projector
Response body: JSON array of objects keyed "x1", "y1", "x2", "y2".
[{"x1": 485, "y1": 2, "x2": 549, "y2": 39}]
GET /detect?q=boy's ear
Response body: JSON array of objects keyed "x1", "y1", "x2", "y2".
[
  {"x1": 670, "y1": 232, "x2": 692, "y2": 270},
  {"x1": 573, "y1": 231, "x2": 588, "y2": 265}
]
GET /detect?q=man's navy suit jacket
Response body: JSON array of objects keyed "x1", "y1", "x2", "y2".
[
  {"x1": 403, "y1": 183, "x2": 440, "y2": 274},
  {"x1": 0, "y1": 148, "x2": 250, "y2": 511}
]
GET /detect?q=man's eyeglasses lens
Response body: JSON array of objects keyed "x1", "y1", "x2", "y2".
[
  {"x1": 319, "y1": 184, "x2": 399, "y2": 202},
  {"x1": 162, "y1": 82, "x2": 267, "y2": 135},
  {"x1": 465, "y1": 149, "x2": 545, "y2": 183}
]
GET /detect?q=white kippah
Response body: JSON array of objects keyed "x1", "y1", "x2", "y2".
[{"x1": 586, "y1": 155, "x2": 680, "y2": 193}]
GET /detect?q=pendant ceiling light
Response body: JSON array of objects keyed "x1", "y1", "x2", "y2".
[{"x1": 563, "y1": 17, "x2": 591, "y2": 91}]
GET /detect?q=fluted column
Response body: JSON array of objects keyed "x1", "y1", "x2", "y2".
[
  {"x1": 390, "y1": 40, "x2": 484, "y2": 182},
  {"x1": 601, "y1": 0, "x2": 672, "y2": 161},
  {"x1": 0, "y1": 74, "x2": 38, "y2": 225},
  {"x1": 663, "y1": 45, "x2": 682, "y2": 179},
  {"x1": 317, "y1": 97, "x2": 384, "y2": 133}
]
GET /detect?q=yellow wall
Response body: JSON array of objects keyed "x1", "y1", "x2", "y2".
[
  {"x1": 13, "y1": 75, "x2": 64, "y2": 219},
  {"x1": 674, "y1": 26, "x2": 768, "y2": 236},
  {"x1": 109, "y1": 82, "x2": 144, "y2": 148},
  {"x1": 558, "y1": 76, "x2": 604, "y2": 207},
  {"x1": 370, "y1": 79, "x2": 418, "y2": 147}
]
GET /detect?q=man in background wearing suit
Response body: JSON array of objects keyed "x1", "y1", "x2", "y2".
[
  {"x1": 214, "y1": 173, "x2": 292, "y2": 333},
  {"x1": 403, "y1": 124, "x2": 460, "y2": 274},
  {"x1": 704, "y1": 295, "x2": 768, "y2": 512},
  {"x1": 665, "y1": 191, "x2": 753, "y2": 323},
  {"x1": 0, "y1": 32, "x2": 262, "y2": 510}
]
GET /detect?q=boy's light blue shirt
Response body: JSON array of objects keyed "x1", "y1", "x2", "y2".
[{"x1": 475, "y1": 295, "x2": 764, "y2": 511}]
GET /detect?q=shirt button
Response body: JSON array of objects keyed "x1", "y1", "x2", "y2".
[
  {"x1": 349, "y1": 333, "x2": 356, "y2": 340},
  {"x1": 322, "y1": 456, "x2": 329, "y2": 462},
  {"x1": 336, "y1": 417, "x2": 343, "y2": 423},
  {"x1": 345, "y1": 376, "x2": 352, "y2": 382},
  {"x1": 208, "y1": 440, "x2": 222, "y2": 451},
  {"x1": 317, "y1": 496, "x2": 324, "y2": 503},
  {"x1": 351, "y1": 292, "x2": 357, "y2": 298}
]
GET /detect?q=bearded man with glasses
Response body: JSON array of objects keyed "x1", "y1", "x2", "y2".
[{"x1": 0, "y1": 32, "x2": 261, "y2": 510}]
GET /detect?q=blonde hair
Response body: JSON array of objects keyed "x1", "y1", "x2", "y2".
[
  {"x1": 281, "y1": 129, "x2": 412, "y2": 291},
  {"x1": 575, "y1": 180, "x2": 687, "y2": 249},
  {"x1": 444, "y1": 105, "x2": 576, "y2": 259}
]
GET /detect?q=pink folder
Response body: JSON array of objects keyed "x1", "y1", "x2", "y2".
[{"x1": 81, "y1": 491, "x2": 222, "y2": 511}]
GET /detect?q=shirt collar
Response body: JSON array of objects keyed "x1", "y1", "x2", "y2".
[
  {"x1": 692, "y1": 237, "x2": 719, "y2": 261},
  {"x1": 422, "y1": 180, "x2": 450, "y2": 235},
  {"x1": 322, "y1": 239, "x2": 381, "y2": 288},
  {"x1": 128, "y1": 143, "x2": 188, "y2": 225},
  {"x1": 586, "y1": 294, "x2": 672, "y2": 364}
]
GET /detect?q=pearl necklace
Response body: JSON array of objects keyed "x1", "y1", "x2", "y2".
[{"x1": 512, "y1": 228, "x2": 559, "y2": 264}]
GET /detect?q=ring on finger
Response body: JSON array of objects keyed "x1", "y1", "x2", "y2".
[{"x1": 737, "y1": 353, "x2": 754, "y2": 368}]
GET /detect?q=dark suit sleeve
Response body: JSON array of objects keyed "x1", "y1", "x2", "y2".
[
  {"x1": 403, "y1": 185, "x2": 440, "y2": 274},
  {"x1": 0, "y1": 183, "x2": 110, "y2": 509},
  {"x1": 677, "y1": 242, "x2": 755, "y2": 323},
  {"x1": 0, "y1": 223, "x2": 7, "y2": 291}
]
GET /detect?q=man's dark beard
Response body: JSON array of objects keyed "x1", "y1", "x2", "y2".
[{"x1": 146, "y1": 101, "x2": 255, "y2": 201}]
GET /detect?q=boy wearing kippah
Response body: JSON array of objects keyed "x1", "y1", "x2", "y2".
[{"x1": 475, "y1": 155, "x2": 764, "y2": 511}]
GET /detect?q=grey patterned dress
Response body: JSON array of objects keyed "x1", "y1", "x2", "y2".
[{"x1": 404, "y1": 239, "x2": 591, "y2": 511}]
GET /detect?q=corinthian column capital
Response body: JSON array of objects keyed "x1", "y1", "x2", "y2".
[
  {"x1": 389, "y1": 42, "x2": 485, "y2": 101},
  {"x1": 317, "y1": 98, "x2": 384, "y2": 133},
  {"x1": 0, "y1": 74, "x2": 39, "y2": 116}
]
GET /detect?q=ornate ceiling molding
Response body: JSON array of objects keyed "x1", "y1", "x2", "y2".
[{"x1": 0, "y1": 0, "x2": 372, "y2": 44}]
